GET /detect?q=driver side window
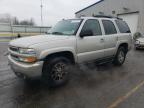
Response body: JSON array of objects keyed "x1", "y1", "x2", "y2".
[{"x1": 81, "y1": 19, "x2": 102, "y2": 36}]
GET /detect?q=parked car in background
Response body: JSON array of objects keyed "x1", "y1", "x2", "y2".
[
  {"x1": 8, "y1": 16, "x2": 132, "y2": 87},
  {"x1": 135, "y1": 37, "x2": 144, "y2": 49}
]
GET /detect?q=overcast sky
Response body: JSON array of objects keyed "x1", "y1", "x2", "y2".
[{"x1": 0, "y1": 0, "x2": 99, "y2": 26}]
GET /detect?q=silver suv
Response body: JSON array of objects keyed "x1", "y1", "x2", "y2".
[{"x1": 8, "y1": 16, "x2": 132, "y2": 86}]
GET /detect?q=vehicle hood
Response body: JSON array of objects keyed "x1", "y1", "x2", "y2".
[
  {"x1": 136, "y1": 37, "x2": 144, "y2": 42},
  {"x1": 9, "y1": 35, "x2": 72, "y2": 48}
]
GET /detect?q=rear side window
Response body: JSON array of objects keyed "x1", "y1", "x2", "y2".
[
  {"x1": 81, "y1": 19, "x2": 102, "y2": 36},
  {"x1": 102, "y1": 20, "x2": 117, "y2": 35},
  {"x1": 116, "y1": 20, "x2": 131, "y2": 33}
]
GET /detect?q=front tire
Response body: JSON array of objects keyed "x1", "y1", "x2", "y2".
[
  {"x1": 42, "y1": 57, "x2": 71, "y2": 87},
  {"x1": 113, "y1": 47, "x2": 126, "y2": 66}
]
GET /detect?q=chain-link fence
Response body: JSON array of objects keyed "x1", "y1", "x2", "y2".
[
  {"x1": 0, "y1": 14, "x2": 51, "y2": 34},
  {"x1": 0, "y1": 23, "x2": 51, "y2": 33}
]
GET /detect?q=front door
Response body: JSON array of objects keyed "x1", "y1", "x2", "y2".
[{"x1": 76, "y1": 19, "x2": 105, "y2": 63}]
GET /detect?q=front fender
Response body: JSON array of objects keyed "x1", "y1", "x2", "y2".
[{"x1": 39, "y1": 47, "x2": 78, "y2": 62}]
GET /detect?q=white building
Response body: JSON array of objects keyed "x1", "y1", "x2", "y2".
[{"x1": 75, "y1": 0, "x2": 144, "y2": 34}]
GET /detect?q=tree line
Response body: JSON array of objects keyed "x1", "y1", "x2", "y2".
[
  {"x1": 12, "y1": 17, "x2": 36, "y2": 26},
  {"x1": 0, "y1": 14, "x2": 36, "y2": 26}
]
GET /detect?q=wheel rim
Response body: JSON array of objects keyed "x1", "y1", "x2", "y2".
[
  {"x1": 118, "y1": 51, "x2": 125, "y2": 63},
  {"x1": 51, "y1": 62, "x2": 68, "y2": 81}
]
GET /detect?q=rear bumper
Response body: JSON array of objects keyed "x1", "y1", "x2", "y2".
[
  {"x1": 8, "y1": 55, "x2": 43, "y2": 78},
  {"x1": 135, "y1": 44, "x2": 144, "y2": 49}
]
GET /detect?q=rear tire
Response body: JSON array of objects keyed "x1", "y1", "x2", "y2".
[
  {"x1": 113, "y1": 47, "x2": 126, "y2": 66},
  {"x1": 42, "y1": 57, "x2": 71, "y2": 87}
]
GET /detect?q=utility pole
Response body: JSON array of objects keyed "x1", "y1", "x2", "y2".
[
  {"x1": 40, "y1": 0, "x2": 43, "y2": 33},
  {"x1": 8, "y1": 15, "x2": 14, "y2": 39}
]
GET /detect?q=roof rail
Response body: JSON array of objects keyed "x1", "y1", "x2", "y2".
[{"x1": 93, "y1": 15, "x2": 123, "y2": 20}]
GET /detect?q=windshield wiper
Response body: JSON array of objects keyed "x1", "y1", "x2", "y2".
[{"x1": 52, "y1": 32, "x2": 64, "y2": 35}]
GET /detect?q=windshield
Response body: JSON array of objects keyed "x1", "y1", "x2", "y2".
[{"x1": 48, "y1": 19, "x2": 82, "y2": 35}]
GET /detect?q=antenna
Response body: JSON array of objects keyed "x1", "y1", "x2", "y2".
[{"x1": 40, "y1": 0, "x2": 43, "y2": 26}]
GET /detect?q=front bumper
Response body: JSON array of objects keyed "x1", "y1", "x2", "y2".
[{"x1": 8, "y1": 55, "x2": 43, "y2": 78}]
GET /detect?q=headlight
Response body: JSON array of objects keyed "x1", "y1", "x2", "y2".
[
  {"x1": 18, "y1": 48, "x2": 37, "y2": 63},
  {"x1": 19, "y1": 48, "x2": 36, "y2": 55}
]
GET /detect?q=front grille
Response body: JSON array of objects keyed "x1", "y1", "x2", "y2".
[
  {"x1": 9, "y1": 46, "x2": 19, "y2": 52},
  {"x1": 11, "y1": 54, "x2": 19, "y2": 61}
]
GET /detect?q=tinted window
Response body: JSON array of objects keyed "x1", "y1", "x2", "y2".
[
  {"x1": 102, "y1": 20, "x2": 117, "y2": 35},
  {"x1": 81, "y1": 19, "x2": 102, "y2": 36},
  {"x1": 116, "y1": 20, "x2": 131, "y2": 33}
]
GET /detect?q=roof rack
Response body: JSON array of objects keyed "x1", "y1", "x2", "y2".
[{"x1": 93, "y1": 15, "x2": 123, "y2": 20}]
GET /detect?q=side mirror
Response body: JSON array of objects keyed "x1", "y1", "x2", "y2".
[{"x1": 80, "y1": 29, "x2": 93, "y2": 38}]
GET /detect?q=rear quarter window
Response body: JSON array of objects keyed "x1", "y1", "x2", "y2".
[{"x1": 115, "y1": 20, "x2": 131, "y2": 33}]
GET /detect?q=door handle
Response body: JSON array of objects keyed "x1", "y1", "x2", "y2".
[{"x1": 100, "y1": 38, "x2": 105, "y2": 42}]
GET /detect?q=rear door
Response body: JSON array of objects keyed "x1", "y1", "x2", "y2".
[{"x1": 101, "y1": 20, "x2": 118, "y2": 57}]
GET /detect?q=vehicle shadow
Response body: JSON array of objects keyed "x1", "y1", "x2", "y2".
[{"x1": 70, "y1": 63, "x2": 128, "y2": 88}]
